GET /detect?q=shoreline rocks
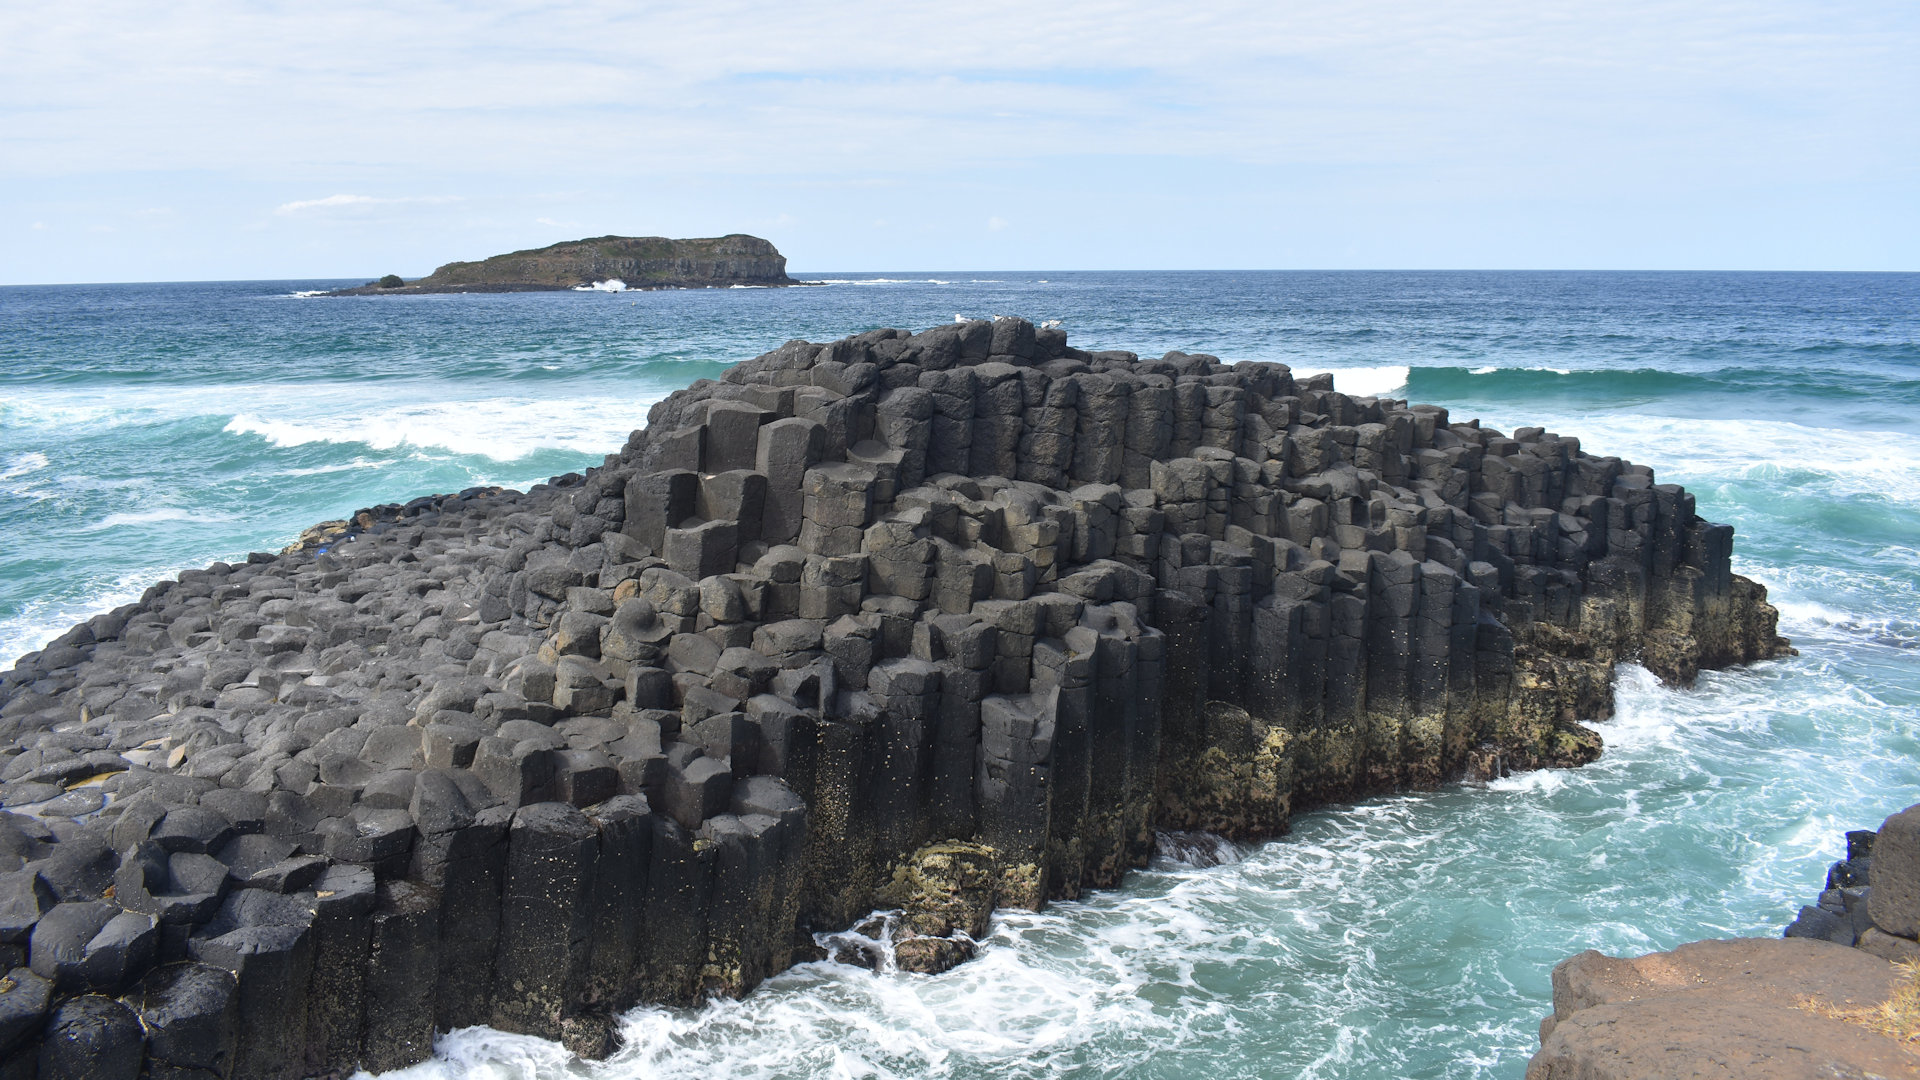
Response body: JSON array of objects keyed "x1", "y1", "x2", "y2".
[
  {"x1": 1528, "y1": 801, "x2": 1920, "y2": 1077},
  {"x1": 0, "y1": 319, "x2": 1789, "y2": 1077},
  {"x1": 1528, "y1": 938, "x2": 1917, "y2": 1079},
  {"x1": 1785, "y1": 803, "x2": 1920, "y2": 965}
]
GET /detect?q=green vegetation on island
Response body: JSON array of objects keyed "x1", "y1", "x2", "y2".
[{"x1": 334, "y1": 234, "x2": 798, "y2": 295}]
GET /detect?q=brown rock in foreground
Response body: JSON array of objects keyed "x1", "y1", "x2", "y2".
[{"x1": 1528, "y1": 938, "x2": 1919, "y2": 1079}]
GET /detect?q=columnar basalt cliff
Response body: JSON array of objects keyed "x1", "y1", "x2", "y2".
[
  {"x1": 0, "y1": 320, "x2": 1788, "y2": 1077},
  {"x1": 326, "y1": 234, "x2": 798, "y2": 295}
]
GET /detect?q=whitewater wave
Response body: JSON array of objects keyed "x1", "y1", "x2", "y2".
[
  {"x1": 1772, "y1": 600, "x2": 1920, "y2": 652},
  {"x1": 1455, "y1": 410, "x2": 1920, "y2": 509},
  {"x1": 409, "y1": 900, "x2": 1207, "y2": 1080},
  {"x1": 808, "y1": 278, "x2": 958, "y2": 287},
  {"x1": 0, "y1": 378, "x2": 662, "y2": 462},
  {"x1": 277, "y1": 458, "x2": 383, "y2": 478},
  {"x1": 0, "y1": 565, "x2": 190, "y2": 670},
  {"x1": 223, "y1": 395, "x2": 652, "y2": 460},
  {"x1": 1467, "y1": 365, "x2": 1571, "y2": 376},
  {"x1": 574, "y1": 279, "x2": 629, "y2": 293},
  {"x1": 1311, "y1": 365, "x2": 1411, "y2": 397},
  {"x1": 1, "y1": 451, "x2": 49, "y2": 482},
  {"x1": 85, "y1": 508, "x2": 206, "y2": 531},
  {"x1": 1154, "y1": 831, "x2": 1248, "y2": 869},
  {"x1": 1486, "y1": 769, "x2": 1569, "y2": 796}
]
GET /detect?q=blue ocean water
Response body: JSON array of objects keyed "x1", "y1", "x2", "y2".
[{"x1": 2, "y1": 271, "x2": 1917, "y2": 1078}]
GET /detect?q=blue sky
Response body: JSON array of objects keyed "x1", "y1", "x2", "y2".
[{"x1": 2, "y1": 0, "x2": 1915, "y2": 283}]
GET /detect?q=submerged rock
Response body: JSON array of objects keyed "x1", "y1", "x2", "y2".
[{"x1": 0, "y1": 319, "x2": 1790, "y2": 1075}]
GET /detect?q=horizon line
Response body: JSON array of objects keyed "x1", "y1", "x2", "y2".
[{"x1": 4, "y1": 267, "x2": 1919, "y2": 288}]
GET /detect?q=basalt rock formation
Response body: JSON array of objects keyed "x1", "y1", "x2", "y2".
[
  {"x1": 0, "y1": 319, "x2": 1789, "y2": 1077},
  {"x1": 326, "y1": 234, "x2": 798, "y2": 295}
]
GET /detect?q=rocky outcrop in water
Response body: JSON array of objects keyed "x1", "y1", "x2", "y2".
[
  {"x1": 1784, "y1": 803, "x2": 1920, "y2": 965},
  {"x1": 0, "y1": 319, "x2": 1788, "y2": 1077},
  {"x1": 326, "y1": 234, "x2": 798, "y2": 295},
  {"x1": 1528, "y1": 802, "x2": 1920, "y2": 1078},
  {"x1": 1528, "y1": 938, "x2": 1918, "y2": 1079}
]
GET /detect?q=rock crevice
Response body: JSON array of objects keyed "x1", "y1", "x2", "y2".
[{"x1": 0, "y1": 319, "x2": 1788, "y2": 1077}]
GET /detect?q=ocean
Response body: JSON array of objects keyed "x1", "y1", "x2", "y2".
[{"x1": 2, "y1": 271, "x2": 1916, "y2": 1078}]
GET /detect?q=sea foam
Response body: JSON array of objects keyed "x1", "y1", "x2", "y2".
[
  {"x1": 1315, "y1": 365, "x2": 1411, "y2": 397},
  {"x1": 0, "y1": 451, "x2": 49, "y2": 489},
  {"x1": 222, "y1": 393, "x2": 658, "y2": 460}
]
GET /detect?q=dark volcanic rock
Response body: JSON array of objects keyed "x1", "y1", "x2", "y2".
[{"x1": 0, "y1": 319, "x2": 1791, "y2": 1075}]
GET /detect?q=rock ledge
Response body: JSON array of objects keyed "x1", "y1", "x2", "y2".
[{"x1": 1529, "y1": 938, "x2": 1917, "y2": 1079}]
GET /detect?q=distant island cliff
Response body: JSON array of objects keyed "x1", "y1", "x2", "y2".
[{"x1": 329, "y1": 234, "x2": 800, "y2": 295}]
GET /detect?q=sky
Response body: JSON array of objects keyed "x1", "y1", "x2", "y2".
[{"x1": 1, "y1": 0, "x2": 1916, "y2": 283}]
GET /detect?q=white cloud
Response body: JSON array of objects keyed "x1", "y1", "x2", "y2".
[
  {"x1": 988, "y1": 216, "x2": 1009, "y2": 232},
  {"x1": 275, "y1": 194, "x2": 459, "y2": 214},
  {"x1": 0, "y1": 0, "x2": 1914, "y2": 276},
  {"x1": 4, "y1": 0, "x2": 1911, "y2": 188}
]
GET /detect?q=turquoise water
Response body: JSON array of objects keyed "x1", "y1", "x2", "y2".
[{"x1": 3, "y1": 272, "x2": 1917, "y2": 1077}]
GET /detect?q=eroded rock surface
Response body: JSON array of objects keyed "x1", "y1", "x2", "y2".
[{"x1": 0, "y1": 319, "x2": 1789, "y2": 1075}]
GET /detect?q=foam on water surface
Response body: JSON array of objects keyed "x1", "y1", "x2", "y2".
[
  {"x1": 1308, "y1": 365, "x2": 1410, "y2": 397},
  {"x1": 223, "y1": 392, "x2": 653, "y2": 459}
]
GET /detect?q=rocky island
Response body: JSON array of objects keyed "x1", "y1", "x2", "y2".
[
  {"x1": 0, "y1": 319, "x2": 1789, "y2": 1079},
  {"x1": 326, "y1": 234, "x2": 798, "y2": 295}
]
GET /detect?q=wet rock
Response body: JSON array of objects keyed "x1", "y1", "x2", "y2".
[
  {"x1": 361, "y1": 880, "x2": 440, "y2": 1072},
  {"x1": 892, "y1": 933, "x2": 975, "y2": 975},
  {"x1": 879, "y1": 841, "x2": 998, "y2": 940},
  {"x1": 491, "y1": 802, "x2": 597, "y2": 1040}
]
